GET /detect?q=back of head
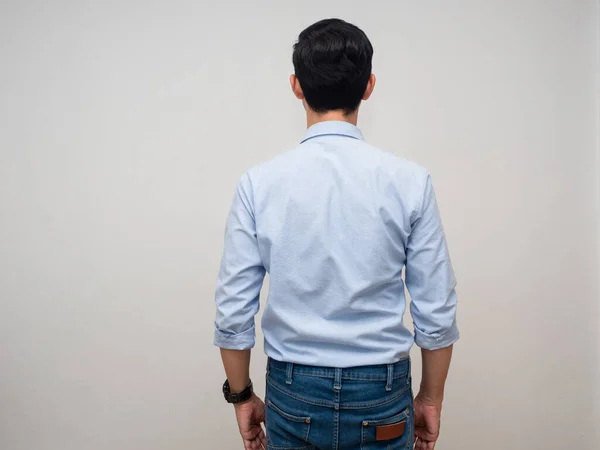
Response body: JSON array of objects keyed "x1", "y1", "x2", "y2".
[{"x1": 292, "y1": 19, "x2": 373, "y2": 115}]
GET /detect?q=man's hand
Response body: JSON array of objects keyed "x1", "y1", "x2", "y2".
[
  {"x1": 414, "y1": 393, "x2": 442, "y2": 450},
  {"x1": 234, "y1": 393, "x2": 267, "y2": 450}
]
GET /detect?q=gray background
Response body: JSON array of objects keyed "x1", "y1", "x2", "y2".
[{"x1": 1, "y1": 1, "x2": 599, "y2": 449}]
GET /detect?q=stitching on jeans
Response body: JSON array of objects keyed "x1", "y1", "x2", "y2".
[
  {"x1": 360, "y1": 423, "x2": 366, "y2": 450},
  {"x1": 268, "y1": 366, "x2": 408, "y2": 381},
  {"x1": 267, "y1": 378, "x2": 335, "y2": 408},
  {"x1": 267, "y1": 436, "x2": 314, "y2": 450},
  {"x1": 268, "y1": 366, "x2": 333, "y2": 378},
  {"x1": 268, "y1": 360, "x2": 410, "y2": 380},
  {"x1": 360, "y1": 408, "x2": 411, "y2": 448},
  {"x1": 402, "y1": 408, "x2": 413, "y2": 450},
  {"x1": 409, "y1": 397, "x2": 415, "y2": 450},
  {"x1": 343, "y1": 374, "x2": 408, "y2": 381},
  {"x1": 266, "y1": 401, "x2": 314, "y2": 449},
  {"x1": 333, "y1": 382, "x2": 340, "y2": 450},
  {"x1": 339, "y1": 384, "x2": 411, "y2": 409},
  {"x1": 267, "y1": 377, "x2": 411, "y2": 410},
  {"x1": 362, "y1": 407, "x2": 410, "y2": 427},
  {"x1": 267, "y1": 445, "x2": 315, "y2": 450},
  {"x1": 267, "y1": 400, "x2": 311, "y2": 423}
]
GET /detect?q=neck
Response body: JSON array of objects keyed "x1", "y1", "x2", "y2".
[{"x1": 306, "y1": 109, "x2": 359, "y2": 128}]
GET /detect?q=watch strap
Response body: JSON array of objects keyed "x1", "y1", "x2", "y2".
[{"x1": 223, "y1": 380, "x2": 253, "y2": 404}]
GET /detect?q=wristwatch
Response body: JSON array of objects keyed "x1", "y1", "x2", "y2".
[{"x1": 222, "y1": 379, "x2": 254, "y2": 404}]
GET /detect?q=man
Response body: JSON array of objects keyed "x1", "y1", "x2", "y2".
[{"x1": 214, "y1": 18, "x2": 458, "y2": 450}]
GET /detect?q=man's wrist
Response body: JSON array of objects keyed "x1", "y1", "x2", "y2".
[
  {"x1": 416, "y1": 388, "x2": 444, "y2": 406},
  {"x1": 233, "y1": 392, "x2": 256, "y2": 408},
  {"x1": 228, "y1": 378, "x2": 251, "y2": 393},
  {"x1": 223, "y1": 379, "x2": 253, "y2": 404}
]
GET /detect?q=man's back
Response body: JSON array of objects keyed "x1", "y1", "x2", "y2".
[
  {"x1": 216, "y1": 121, "x2": 458, "y2": 368},
  {"x1": 214, "y1": 18, "x2": 457, "y2": 450}
]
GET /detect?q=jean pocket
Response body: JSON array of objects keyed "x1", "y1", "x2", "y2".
[
  {"x1": 360, "y1": 407, "x2": 410, "y2": 450},
  {"x1": 266, "y1": 399, "x2": 313, "y2": 449}
]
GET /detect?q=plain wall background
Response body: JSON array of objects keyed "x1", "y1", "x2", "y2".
[{"x1": 1, "y1": 1, "x2": 599, "y2": 449}]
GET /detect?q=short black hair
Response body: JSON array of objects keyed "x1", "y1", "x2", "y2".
[{"x1": 293, "y1": 19, "x2": 373, "y2": 115}]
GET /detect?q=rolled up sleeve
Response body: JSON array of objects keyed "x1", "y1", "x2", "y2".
[
  {"x1": 406, "y1": 174, "x2": 459, "y2": 351},
  {"x1": 213, "y1": 173, "x2": 266, "y2": 350}
]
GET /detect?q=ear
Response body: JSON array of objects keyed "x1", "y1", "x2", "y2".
[
  {"x1": 290, "y1": 74, "x2": 304, "y2": 100},
  {"x1": 362, "y1": 74, "x2": 376, "y2": 101}
]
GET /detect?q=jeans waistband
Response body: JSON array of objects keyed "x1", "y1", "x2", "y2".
[{"x1": 267, "y1": 357, "x2": 410, "y2": 387}]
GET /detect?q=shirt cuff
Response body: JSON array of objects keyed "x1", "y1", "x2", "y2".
[
  {"x1": 213, "y1": 324, "x2": 256, "y2": 350},
  {"x1": 414, "y1": 321, "x2": 460, "y2": 351}
]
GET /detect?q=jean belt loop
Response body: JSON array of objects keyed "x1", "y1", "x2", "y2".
[
  {"x1": 285, "y1": 363, "x2": 294, "y2": 385},
  {"x1": 333, "y1": 368, "x2": 342, "y2": 391},
  {"x1": 385, "y1": 363, "x2": 394, "y2": 391}
]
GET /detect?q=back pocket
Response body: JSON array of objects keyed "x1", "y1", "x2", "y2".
[
  {"x1": 360, "y1": 407, "x2": 410, "y2": 450},
  {"x1": 266, "y1": 399, "x2": 313, "y2": 449}
]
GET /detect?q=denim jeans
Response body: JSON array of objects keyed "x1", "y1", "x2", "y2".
[{"x1": 265, "y1": 358, "x2": 414, "y2": 450}]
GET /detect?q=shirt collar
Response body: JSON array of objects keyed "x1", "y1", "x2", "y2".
[{"x1": 300, "y1": 121, "x2": 364, "y2": 144}]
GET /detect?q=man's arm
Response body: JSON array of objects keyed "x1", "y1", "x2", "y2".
[
  {"x1": 220, "y1": 348, "x2": 251, "y2": 393},
  {"x1": 214, "y1": 174, "x2": 266, "y2": 450},
  {"x1": 413, "y1": 346, "x2": 453, "y2": 450},
  {"x1": 405, "y1": 174, "x2": 458, "y2": 450},
  {"x1": 220, "y1": 348, "x2": 266, "y2": 450},
  {"x1": 420, "y1": 345, "x2": 453, "y2": 405},
  {"x1": 214, "y1": 174, "x2": 266, "y2": 352}
]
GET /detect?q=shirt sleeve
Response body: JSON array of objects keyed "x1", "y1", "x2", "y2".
[
  {"x1": 213, "y1": 173, "x2": 266, "y2": 350},
  {"x1": 405, "y1": 174, "x2": 459, "y2": 350}
]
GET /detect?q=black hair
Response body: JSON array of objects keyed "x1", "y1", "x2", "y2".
[{"x1": 292, "y1": 18, "x2": 373, "y2": 115}]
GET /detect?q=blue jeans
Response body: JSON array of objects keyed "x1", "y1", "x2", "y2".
[{"x1": 265, "y1": 358, "x2": 414, "y2": 450}]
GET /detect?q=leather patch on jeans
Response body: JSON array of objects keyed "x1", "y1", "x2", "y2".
[{"x1": 375, "y1": 421, "x2": 405, "y2": 441}]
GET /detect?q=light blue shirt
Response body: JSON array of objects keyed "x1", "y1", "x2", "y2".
[{"x1": 214, "y1": 121, "x2": 459, "y2": 367}]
